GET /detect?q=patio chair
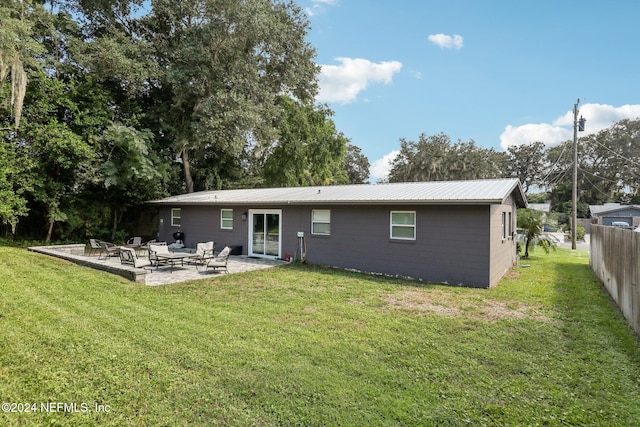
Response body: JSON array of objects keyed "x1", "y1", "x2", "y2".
[
  {"x1": 126, "y1": 235, "x2": 142, "y2": 247},
  {"x1": 119, "y1": 247, "x2": 152, "y2": 269},
  {"x1": 148, "y1": 242, "x2": 170, "y2": 268},
  {"x1": 139, "y1": 239, "x2": 156, "y2": 254},
  {"x1": 88, "y1": 239, "x2": 102, "y2": 256},
  {"x1": 188, "y1": 241, "x2": 215, "y2": 270},
  {"x1": 204, "y1": 246, "x2": 230, "y2": 274},
  {"x1": 99, "y1": 241, "x2": 120, "y2": 259},
  {"x1": 127, "y1": 236, "x2": 142, "y2": 245}
]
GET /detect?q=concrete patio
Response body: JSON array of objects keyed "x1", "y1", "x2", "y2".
[{"x1": 28, "y1": 244, "x2": 287, "y2": 286}]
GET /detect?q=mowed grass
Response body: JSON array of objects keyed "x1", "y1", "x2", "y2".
[{"x1": 1, "y1": 247, "x2": 639, "y2": 426}]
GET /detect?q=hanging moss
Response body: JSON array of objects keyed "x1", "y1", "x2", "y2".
[{"x1": 10, "y1": 56, "x2": 26, "y2": 129}]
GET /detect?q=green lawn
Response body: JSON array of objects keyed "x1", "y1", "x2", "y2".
[{"x1": 1, "y1": 246, "x2": 639, "y2": 426}]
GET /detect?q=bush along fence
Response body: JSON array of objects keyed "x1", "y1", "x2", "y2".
[{"x1": 590, "y1": 225, "x2": 640, "y2": 335}]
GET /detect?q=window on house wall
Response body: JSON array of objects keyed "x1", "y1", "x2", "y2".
[
  {"x1": 171, "y1": 208, "x2": 181, "y2": 226},
  {"x1": 508, "y1": 211, "x2": 513, "y2": 238},
  {"x1": 390, "y1": 211, "x2": 416, "y2": 240},
  {"x1": 312, "y1": 209, "x2": 331, "y2": 235},
  {"x1": 502, "y1": 212, "x2": 507, "y2": 239},
  {"x1": 221, "y1": 209, "x2": 233, "y2": 229}
]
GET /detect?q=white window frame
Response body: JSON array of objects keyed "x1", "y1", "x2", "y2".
[
  {"x1": 311, "y1": 209, "x2": 331, "y2": 235},
  {"x1": 390, "y1": 211, "x2": 416, "y2": 240},
  {"x1": 248, "y1": 209, "x2": 282, "y2": 259},
  {"x1": 171, "y1": 208, "x2": 181, "y2": 227},
  {"x1": 508, "y1": 211, "x2": 513, "y2": 239},
  {"x1": 221, "y1": 209, "x2": 233, "y2": 230}
]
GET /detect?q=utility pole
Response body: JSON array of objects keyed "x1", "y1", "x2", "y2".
[{"x1": 571, "y1": 99, "x2": 586, "y2": 250}]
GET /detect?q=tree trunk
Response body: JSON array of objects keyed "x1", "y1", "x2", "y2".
[
  {"x1": 111, "y1": 208, "x2": 119, "y2": 241},
  {"x1": 181, "y1": 149, "x2": 194, "y2": 193},
  {"x1": 45, "y1": 219, "x2": 54, "y2": 242}
]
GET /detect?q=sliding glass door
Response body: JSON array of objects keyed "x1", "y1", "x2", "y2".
[{"x1": 249, "y1": 210, "x2": 281, "y2": 258}]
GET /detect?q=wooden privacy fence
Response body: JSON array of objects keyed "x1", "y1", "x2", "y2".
[{"x1": 590, "y1": 225, "x2": 640, "y2": 335}]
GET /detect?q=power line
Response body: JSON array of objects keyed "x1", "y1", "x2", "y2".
[
  {"x1": 590, "y1": 138, "x2": 640, "y2": 168},
  {"x1": 541, "y1": 141, "x2": 570, "y2": 184},
  {"x1": 578, "y1": 167, "x2": 616, "y2": 199},
  {"x1": 578, "y1": 166, "x2": 621, "y2": 185}
]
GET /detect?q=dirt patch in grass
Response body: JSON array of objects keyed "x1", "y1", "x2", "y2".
[
  {"x1": 502, "y1": 267, "x2": 522, "y2": 281},
  {"x1": 382, "y1": 289, "x2": 551, "y2": 322}
]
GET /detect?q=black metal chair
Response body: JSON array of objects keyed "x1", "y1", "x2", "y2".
[
  {"x1": 88, "y1": 239, "x2": 102, "y2": 256},
  {"x1": 98, "y1": 241, "x2": 120, "y2": 259}
]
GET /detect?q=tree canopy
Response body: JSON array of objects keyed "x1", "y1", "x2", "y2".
[
  {"x1": 261, "y1": 97, "x2": 347, "y2": 187},
  {"x1": 387, "y1": 133, "x2": 505, "y2": 183},
  {"x1": 2, "y1": 0, "x2": 638, "y2": 242},
  {"x1": 387, "y1": 123, "x2": 640, "y2": 222},
  {"x1": 0, "y1": 0, "x2": 361, "y2": 241}
]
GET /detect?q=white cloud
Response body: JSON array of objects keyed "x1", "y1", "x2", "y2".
[
  {"x1": 428, "y1": 33, "x2": 464, "y2": 50},
  {"x1": 317, "y1": 57, "x2": 403, "y2": 104},
  {"x1": 500, "y1": 103, "x2": 640, "y2": 150},
  {"x1": 370, "y1": 150, "x2": 399, "y2": 182},
  {"x1": 500, "y1": 124, "x2": 570, "y2": 150},
  {"x1": 305, "y1": 0, "x2": 337, "y2": 16},
  {"x1": 552, "y1": 103, "x2": 640, "y2": 130}
]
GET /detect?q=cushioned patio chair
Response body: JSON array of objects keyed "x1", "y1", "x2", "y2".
[
  {"x1": 148, "y1": 242, "x2": 170, "y2": 268},
  {"x1": 139, "y1": 239, "x2": 156, "y2": 254},
  {"x1": 127, "y1": 236, "x2": 142, "y2": 246},
  {"x1": 204, "y1": 246, "x2": 230, "y2": 274},
  {"x1": 188, "y1": 241, "x2": 215, "y2": 270},
  {"x1": 125, "y1": 236, "x2": 143, "y2": 253},
  {"x1": 119, "y1": 247, "x2": 152, "y2": 269}
]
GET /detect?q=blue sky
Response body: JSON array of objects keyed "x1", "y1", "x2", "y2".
[{"x1": 300, "y1": 0, "x2": 640, "y2": 181}]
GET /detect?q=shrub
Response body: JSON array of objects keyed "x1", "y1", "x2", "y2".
[{"x1": 562, "y1": 223, "x2": 586, "y2": 241}]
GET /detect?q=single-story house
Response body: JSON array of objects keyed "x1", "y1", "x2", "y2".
[
  {"x1": 148, "y1": 178, "x2": 527, "y2": 288},
  {"x1": 589, "y1": 203, "x2": 640, "y2": 228}
]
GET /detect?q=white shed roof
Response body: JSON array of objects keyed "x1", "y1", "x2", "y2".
[{"x1": 149, "y1": 178, "x2": 527, "y2": 207}]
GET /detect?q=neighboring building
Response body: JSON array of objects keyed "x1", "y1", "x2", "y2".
[
  {"x1": 528, "y1": 203, "x2": 551, "y2": 214},
  {"x1": 529, "y1": 203, "x2": 553, "y2": 230},
  {"x1": 589, "y1": 203, "x2": 640, "y2": 228},
  {"x1": 148, "y1": 178, "x2": 527, "y2": 288}
]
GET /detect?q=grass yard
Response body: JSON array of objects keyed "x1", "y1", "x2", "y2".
[{"x1": 1, "y1": 246, "x2": 639, "y2": 426}]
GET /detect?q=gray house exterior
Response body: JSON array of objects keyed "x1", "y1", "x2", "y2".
[
  {"x1": 589, "y1": 204, "x2": 640, "y2": 228},
  {"x1": 148, "y1": 178, "x2": 527, "y2": 288}
]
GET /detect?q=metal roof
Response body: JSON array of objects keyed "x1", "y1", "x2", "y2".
[
  {"x1": 529, "y1": 203, "x2": 551, "y2": 213},
  {"x1": 589, "y1": 204, "x2": 640, "y2": 217},
  {"x1": 148, "y1": 178, "x2": 527, "y2": 207}
]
